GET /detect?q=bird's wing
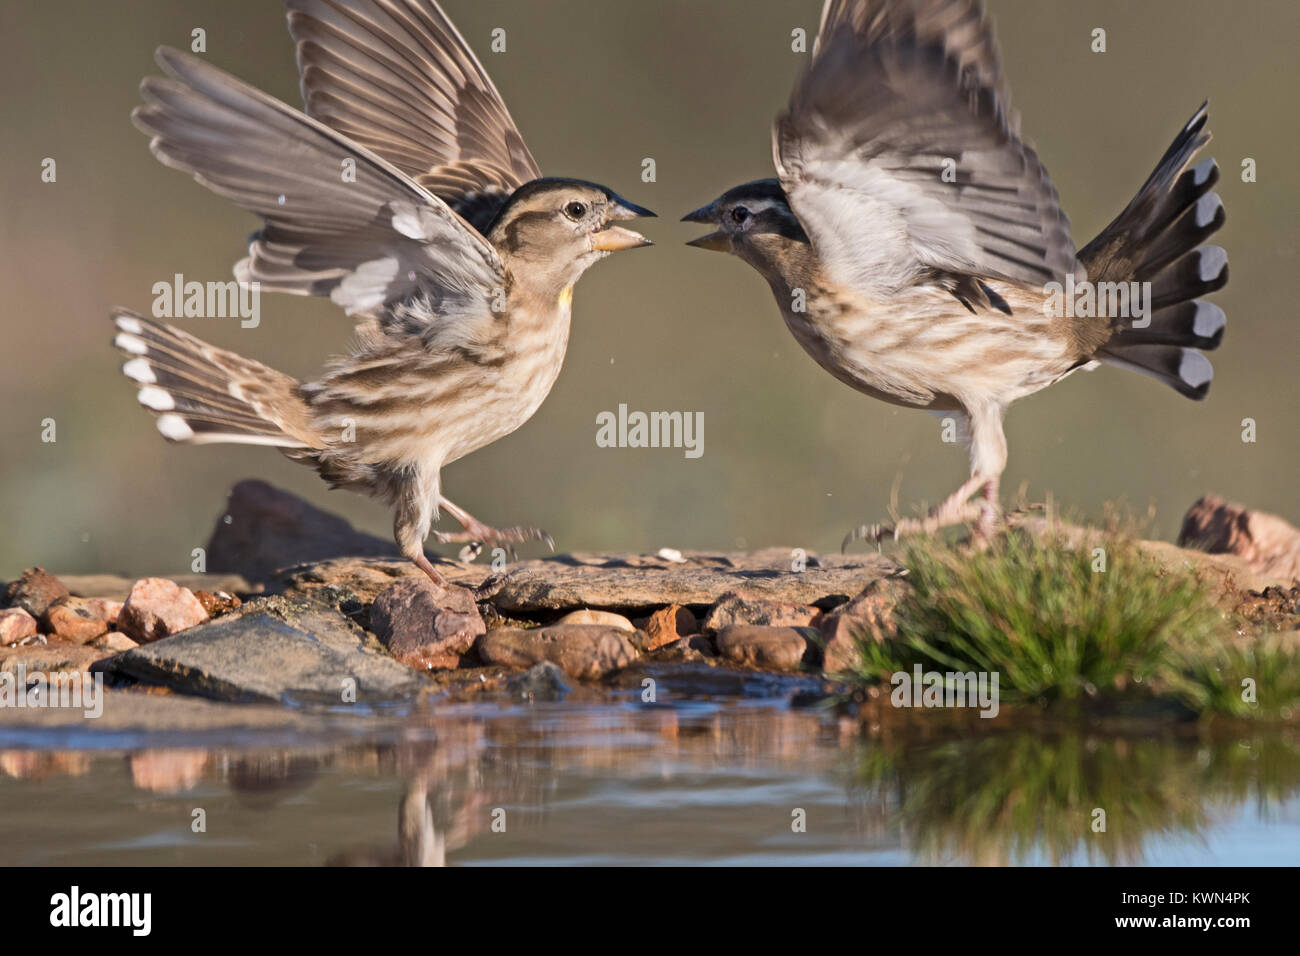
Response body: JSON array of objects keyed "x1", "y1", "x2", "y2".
[
  {"x1": 133, "y1": 47, "x2": 505, "y2": 343},
  {"x1": 285, "y1": 0, "x2": 542, "y2": 234},
  {"x1": 774, "y1": 0, "x2": 1079, "y2": 298}
]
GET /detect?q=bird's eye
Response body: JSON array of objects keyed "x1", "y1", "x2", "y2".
[
  {"x1": 563, "y1": 201, "x2": 588, "y2": 220},
  {"x1": 731, "y1": 206, "x2": 751, "y2": 225}
]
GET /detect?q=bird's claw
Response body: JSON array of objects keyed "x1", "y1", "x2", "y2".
[{"x1": 842, "y1": 522, "x2": 894, "y2": 553}]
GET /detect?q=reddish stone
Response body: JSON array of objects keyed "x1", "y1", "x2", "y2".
[
  {"x1": 370, "y1": 578, "x2": 485, "y2": 670},
  {"x1": 817, "y1": 578, "x2": 907, "y2": 673},
  {"x1": 476, "y1": 624, "x2": 637, "y2": 679},
  {"x1": 715, "y1": 626, "x2": 813, "y2": 671},
  {"x1": 0, "y1": 608, "x2": 38, "y2": 646},
  {"x1": 643, "y1": 604, "x2": 698, "y2": 650},
  {"x1": 194, "y1": 590, "x2": 242, "y2": 618},
  {"x1": 1180, "y1": 496, "x2": 1300, "y2": 582},
  {"x1": 41, "y1": 597, "x2": 112, "y2": 644},
  {"x1": 4, "y1": 568, "x2": 70, "y2": 618},
  {"x1": 117, "y1": 578, "x2": 209, "y2": 644}
]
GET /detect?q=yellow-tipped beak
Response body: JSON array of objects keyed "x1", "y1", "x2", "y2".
[{"x1": 591, "y1": 226, "x2": 653, "y2": 252}]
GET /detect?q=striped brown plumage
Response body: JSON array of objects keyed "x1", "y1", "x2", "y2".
[
  {"x1": 684, "y1": 0, "x2": 1227, "y2": 546},
  {"x1": 113, "y1": 1, "x2": 653, "y2": 586}
]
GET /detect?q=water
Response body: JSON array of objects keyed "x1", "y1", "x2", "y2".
[{"x1": 2, "y1": 688, "x2": 1297, "y2": 865}]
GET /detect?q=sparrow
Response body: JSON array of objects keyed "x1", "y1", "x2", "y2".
[
  {"x1": 113, "y1": 0, "x2": 654, "y2": 586},
  {"x1": 684, "y1": 0, "x2": 1227, "y2": 548}
]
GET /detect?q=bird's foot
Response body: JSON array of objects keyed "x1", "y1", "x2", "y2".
[{"x1": 431, "y1": 522, "x2": 554, "y2": 561}]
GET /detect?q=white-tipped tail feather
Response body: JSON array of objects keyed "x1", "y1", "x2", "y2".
[{"x1": 111, "y1": 309, "x2": 319, "y2": 449}]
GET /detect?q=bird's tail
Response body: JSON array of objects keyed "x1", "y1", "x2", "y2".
[
  {"x1": 112, "y1": 309, "x2": 321, "y2": 449},
  {"x1": 1079, "y1": 103, "x2": 1227, "y2": 399}
]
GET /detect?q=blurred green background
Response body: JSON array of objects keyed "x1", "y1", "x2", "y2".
[{"x1": 1, "y1": 0, "x2": 1296, "y2": 578}]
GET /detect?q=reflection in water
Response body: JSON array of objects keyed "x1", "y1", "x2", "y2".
[
  {"x1": 855, "y1": 729, "x2": 1300, "y2": 865},
  {"x1": 1, "y1": 704, "x2": 1297, "y2": 865}
]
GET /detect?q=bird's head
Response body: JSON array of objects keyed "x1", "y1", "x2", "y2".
[
  {"x1": 486, "y1": 178, "x2": 654, "y2": 293},
  {"x1": 682, "y1": 179, "x2": 808, "y2": 272}
]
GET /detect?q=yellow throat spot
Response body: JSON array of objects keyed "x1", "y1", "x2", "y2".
[{"x1": 559, "y1": 286, "x2": 573, "y2": 309}]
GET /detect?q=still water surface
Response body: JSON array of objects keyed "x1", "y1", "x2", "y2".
[{"x1": 2, "y1": 691, "x2": 1297, "y2": 866}]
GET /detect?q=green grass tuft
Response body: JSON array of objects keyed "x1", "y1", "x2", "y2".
[{"x1": 851, "y1": 527, "x2": 1300, "y2": 718}]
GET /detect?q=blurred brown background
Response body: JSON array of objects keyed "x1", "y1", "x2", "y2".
[{"x1": 1, "y1": 0, "x2": 1296, "y2": 577}]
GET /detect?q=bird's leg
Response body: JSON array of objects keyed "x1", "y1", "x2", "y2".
[
  {"x1": 412, "y1": 551, "x2": 449, "y2": 587},
  {"x1": 431, "y1": 495, "x2": 555, "y2": 555},
  {"x1": 843, "y1": 474, "x2": 987, "y2": 549},
  {"x1": 974, "y1": 474, "x2": 1003, "y2": 543},
  {"x1": 844, "y1": 401, "x2": 1008, "y2": 551}
]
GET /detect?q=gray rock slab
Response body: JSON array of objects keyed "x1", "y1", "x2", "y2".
[{"x1": 105, "y1": 597, "x2": 426, "y2": 705}]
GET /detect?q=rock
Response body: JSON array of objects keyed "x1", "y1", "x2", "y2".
[
  {"x1": 117, "y1": 578, "x2": 209, "y2": 644},
  {"x1": 484, "y1": 547, "x2": 899, "y2": 614},
  {"x1": 702, "y1": 591, "x2": 818, "y2": 633},
  {"x1": 476, "y1": 624, "x2": 637, "y2": 679},
  {"x1": 1179, "y1": 496, "x2": 1300, "y2": 583},
  {"x1": 0, "y1": 608, "x2": 38, "y2": 646},
  {"x1": 817, "y1": 578, "x2": 908, "y2": 673},
  {"x1": 653, "y1": 634, "x2": 717, "y2": 663},
  {"x1": 85, "y1": 598, "x2": 123, "y2": 626},
  {"x1": 714, "y1": 626, "x2": 814, "y2": 671},
  {"x1": 555, "y1": 608, "x2": 636, "y2": 631},
  {"x1": 370, "y1": 578, "x2": 485, "y2": 670},
  {"x1": 206, "y1": 479, "x2": 400, "y2": 582},
  {"x1": 0, "y1": 643, "x2": 112, "y2": 675},
  {"x1": 105, "y1": 597, "x2": 427, "y2": 704},
  {"x1": 91, "y1": 632, "x2": 139, "y2": 652},
  {"x1": 195, "y1": 590, "x2": 242, "y2": 618},
  {"x1": 505, "y1": 661, "x2": 572, "y2": 701},
  {"x1": 53, "y1": 572, "x2": 253, "y2": 603},
  {"x1": 275, "y1": 558, "x2": 470, "y2": 606},
  {"x1": 641, "y1": 604, "x2": 698, "y2": 650},
  {"x1": 41, "y1": 596, "x2": 112, "y2": 644},
  {"x1": 4, "y1": 568, "x2": 70, "y2": 618}
]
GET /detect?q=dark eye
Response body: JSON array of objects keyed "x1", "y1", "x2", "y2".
[
  {"x1": 564, "y1": 201, "x2": 588, "y2": 220},
  {"x1": 731, "y1": 206, "x2": 751, "y2": 225}
]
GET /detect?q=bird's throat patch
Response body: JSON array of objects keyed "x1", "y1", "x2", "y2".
[{"x1": 558, "y1": 286, "x2": 573, "y2": 309}]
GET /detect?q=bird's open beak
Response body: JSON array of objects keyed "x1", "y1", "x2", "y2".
[
  {"x1": 592, "y1": 225, "x2": 653, "y2": 251},
  {"x1": 593, "y1": 196, "x2": 655, "y2": 251},
  {"x1": 681, "y1": 202, "x2": 730, "y2": 252}
]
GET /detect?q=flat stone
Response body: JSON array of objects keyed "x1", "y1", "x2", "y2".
[
  {"x1": 0, "y1": 608, "x2": 38, "y2": 646},
  {"x1": 714, "y1": 626, "x2": 815, "y2": 671},
  {"x1": 105, "y1": 597, "x2": 427, "y2": 704},
  {"x1": 476, "y1": 624, "x2": 638, "y2": 679},
  {"x1": 117, "y1": 578, "x2": 209, "y2": 644},
  {"x1": 0, "y1": 643, "x2": 112, "y2": 675},
  {"x1": 701, "y1": 590, "x2": 819, "y2": 633},
  {"x1": 206, "y1": 478, "x2": 401, "y2": 582},
  {"x1": 485, "y1": 548, "x2": 900, "y2": 614},
  {"x1": 370, "y1": 578, "x2": 485, "y2": 670},
  {"x1": 41, "y1": 596, "x2": 111, "y2": 644},
  {"x1": 4, "y1": 568, "x2": 70, "y2": 618}
]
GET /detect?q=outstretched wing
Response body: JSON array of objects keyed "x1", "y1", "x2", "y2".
[
  {"x1": 285, "y1": 0, "x2": 542, "y2": 233},
  {"x1": 774, "y1": 0, "x2": 1079, "y2": 299},
  {"x1": 133, "y1": 46, "x2": 504, "y2": 340}
]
